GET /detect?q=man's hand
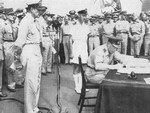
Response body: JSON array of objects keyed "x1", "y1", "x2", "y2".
[{"x1": 109, "y1": 63, "x2": 124, "y2": 70}]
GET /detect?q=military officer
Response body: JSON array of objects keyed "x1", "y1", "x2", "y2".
[
  {"x1": 115, "y1": 11, "x2": 130, "y2": 54},
  {"x1": 88, "y1": 16, "x2": 100, "y2": 55},
  {"x1": 70, "y1": 9, "x2": 90, "y2": 93},
  {"x1": 41, "y1": 10, "x2": 54, "y2": 74},
  {"x1": 101, "y1": 13, "x2": 115, "y2": 44},
  {"x1": 3, "y1": 8, "x2": 18, "y2": 92},
  {"x1": 0, "y1": 8, "x2": 7, "y2": 97},
  {"x1": 60, "y1": 16, "x2": 72, "y2": 64},
  {"x1": 85, "y1": 36, "x2": 132, "y2": 84},
  {"x1": 68, "y1": 10, "x2": 77, "y2": 25},
  {"x1": 38, "y1": 6, "x2": 53, "y2": 74},
  {"x1": 144, "y1": 12, "x2": 150, "y2": 56},
  {"x1": 12, "y1": 1, "x2": 44, "y2": 113},
  {"x1": 112, "y1": 11, "x2": 120, "y2": 23},
  {"x1": 130, "y1": 14, "x2": 145, "y2": 57}
]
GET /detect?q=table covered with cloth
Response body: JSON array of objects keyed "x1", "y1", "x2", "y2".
[{"x1": 95, "y1": 70, "x2": 150, "y2": 113}]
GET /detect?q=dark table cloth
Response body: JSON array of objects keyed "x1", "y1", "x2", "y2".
[{"x1": 95, "y1": 70, "x2": 150, "y2": 113}]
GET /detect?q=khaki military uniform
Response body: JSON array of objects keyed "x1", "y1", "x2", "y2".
[
  {"x1": 39, "y1": 16, "x2": 53, "y2": 73},
  {"x1": 85, "y1": 44, "x2": 130, "y2": 84},
  {"x1": 130, "y1": 20, "x2": 145, "y2": 56},
  {"x1": 115, "y1": 20, "x2": 130, "y2": 54},
  {"x1": 88, "y1": 23, "x2": 100, "y2": 55},
  {"x1": 101, "y1": 20, "x2": 115, "y2": 44},
  {"x1": 144, "y1": 21, "x2": 150, "y2": 56},
  {"x1": 14, "y1": 13, "x2": 42, "y2": 113},
  {"x1": 3, "y1": 20, "x2": 17, "y2": 89},
  {"x1": 60, "y1": 23, "x2": 72, "y2": 64}
]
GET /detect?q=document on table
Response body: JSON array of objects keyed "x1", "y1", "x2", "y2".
[
  {"x1": 117, "y1": 67, "x2": 150, "y2": 74},
  {"x1": 144, "y1": 78, "x2": 150, "y2": 84}
]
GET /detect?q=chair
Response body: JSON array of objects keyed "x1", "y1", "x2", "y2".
[{"x1": 78, "y1": 56, "x2": 100, "y2": 113}]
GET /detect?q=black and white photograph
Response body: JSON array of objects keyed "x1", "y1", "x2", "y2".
[{"x1": 0, "y1": 0, "x2": 150, "y2": 113}]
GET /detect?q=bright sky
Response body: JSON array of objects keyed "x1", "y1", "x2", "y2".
[
  {"x1": 2, "y1": 0, "x2": 92, "y2": 15},
  {"x1": 1, "y1": 0, "x2": 143, "y2": 16}
]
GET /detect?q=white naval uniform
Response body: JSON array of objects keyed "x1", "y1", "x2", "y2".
[
  {"x1": 70, "y1": 21, "x2": 90, "y2": 64},
  {"x1": 14, "y1": 13, "x2": 42, "y2": 113}
]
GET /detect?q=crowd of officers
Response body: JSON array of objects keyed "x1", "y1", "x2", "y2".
[{"x1": 0, "y1": 1, "x2": 150, "y2": 113}]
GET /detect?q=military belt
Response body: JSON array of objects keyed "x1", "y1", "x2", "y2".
[
  {"x1": 43, "y1": 35, "x2": 49, "y2": 37},
  {"x1": 3, "y1": 40, "x2": 14, "y2": 42},
  {"x1": 89, "y1": 35, "x2": 99, "y2": 37},
  {"x1": 63, "y1": 34, "x2": 71, "y2": 36}
]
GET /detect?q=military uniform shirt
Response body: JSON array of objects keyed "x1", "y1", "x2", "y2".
[
  {"x1": 88, "y1": 23, "x2": 100, "y2": 36},
  {"x1": 115, "y1": 20, "x2": 130, "y2": 33},
  {"x1": 101, "y1": 20, "x2": 115, "y2": 35},
  {"x1": 130, "y1": 20, "x2": 145, "y2": 35},
  {"x1": 15, "y1": 13, "x2": 42, "y2": 48}
]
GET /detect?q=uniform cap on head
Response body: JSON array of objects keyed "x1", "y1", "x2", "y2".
[
  {"x1": 43, "y1": 11, "x2": 55, "y2": 17},
  {"x1": 108, "y1": 36, "x2": 122, "y2": 48},
  {"x1": 113, "y1": 14, "x2": 118, "y2": 18},
  {"x1": 4, "y1": 8, "x2": 14, "y2": 15},
  {"x1": 26, "y1": 0, "x2": 41, "y2": 10},
  {"x1": 120, "y1": 11, "x2": 127, "y2": 15},
  {"x1": 98, "y1": 15, "x2": 104, "y2": 19},
  {"x1": 37, "y1": 5, "x2": 47, "y2": 11},
  {"x1": 91, "y1": 14, "x2": 99, "y2": 18},
  {"x1": 69, "y1": 10, "x2": 76, "y2": 15},
  {"x1": 146, "y1": 11, "x2": 150, "y2": 16},
  {"x1": 78, "y1": 8, "x2": 87, "y2": 15},
  {"x1": 105, "y1": 13, "x2": 112, "y2": 18},
  {"x1": 0, "y1": 8, "x2": 4, "y2": 14},
  {"x1": 15, "y1": 8, "x2": 23, "y2": 14}
]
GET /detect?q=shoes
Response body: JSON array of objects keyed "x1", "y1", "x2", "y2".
[
  {"x1": 47, "y1": 69, "x2": 52, "y2": 73},
  {"x1": 7, "y1": 86, "x2": 16, "y2": 92},
  {"x1": 0, "y1": 92, "x2": 7, "y2": 97},
  {"x1": 74, "y1": 88, "x2": 81, "y2": 94},
  {"x1": 16, "y1": 84, "x2": 24, "y2": 88}
]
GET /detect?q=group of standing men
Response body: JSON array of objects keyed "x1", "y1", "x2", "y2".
[
  {"x1": 60, "y1": 9, "x2": 150, "y2": 93},
  {"x1": 0, "y1": 0, "x2": 150, "y2": 113},
  {"x1": 0, "y1": 1, "x2": 60, "y2": 113}
]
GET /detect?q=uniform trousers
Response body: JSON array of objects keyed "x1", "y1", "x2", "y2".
[
  {"x1": 42, "y1": 36, "x2": 53, "y2": 73},
  {"x1": 130, "y1": 34, "x2": 143, "y2": 56},
  {"x1": 116, "y1": 33, "x2": 128, "y2": 54},
  {"x1": 88, "y1": 36, "x2": 100, "y2": 55},
  {"x1": 3, "y1": 42, "x2": 16, "y2": 87},
  {"x1": 63, "y1": 35, "x2": 72, "y2": 64},
  {"x1": 85, "y1": 67, "x2": 109, "y2": 84},
  {"x1": 144, "y1": 35, "x2": 150, "y2": 56},
  {"x1": 21, "y1": 44, "x2": 42, "y2": 113},
  {"x1": 0, "y1": 61, "x2": 3, "y2": 91}
]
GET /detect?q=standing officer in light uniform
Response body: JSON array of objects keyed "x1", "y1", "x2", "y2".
[
  {"x1": 70, "y1": 9, "x2": 90, "y2": 93},
  {"x1": 38, "y1": 7, "x2": 53, "y2": 74},
  {"x1": 130, "y1": 14, "x2": 145, "y2": 57},
  {"x1": 88, "y1": 16, "x2": 100, "y2": 55},
  {"x1": 144, "y1": 12, "x2": 150, "y2": 56},
  {"x1": 13, "y1": 1, "x2": 43, "y2": 113},
  {"x1": 101, "y1": 13, "x2": 115, "y2": 44},
  {"x1": 41, "y1": 11, "x2": 54, "y2": 73},
  {"x1": 115, "y1": 11, "x2": 130, "y2": 54},
  {"x1": 68, "y1": 10, "x2": 77, "y2": 25},
  {"x1": 3, "y1": 8, "x2": 18, "y2": 92},
  {"x1": 0, "y1": 8, "x2": 7, "y2": 97},
  {"x1": 60, "y1": 16, "x2": 72, "y2": 64}
]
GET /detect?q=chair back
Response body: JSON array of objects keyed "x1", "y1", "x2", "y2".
[{"x1": 78, "y1": 56, "x2": 86, "y2": 87}]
